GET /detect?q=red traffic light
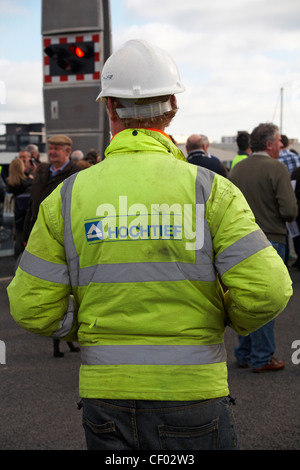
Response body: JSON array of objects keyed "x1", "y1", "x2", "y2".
[
  {"x1": 69, "y1": 44, "x2": 91, "y2": 58},
  {"x1": 69, "y1": 44, "x2": 84, "y2": 58},
  {"x1": 75, "y1": 46, "x2": 85, "y2": 58}
]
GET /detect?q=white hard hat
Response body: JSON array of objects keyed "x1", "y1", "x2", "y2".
[{"x1": 96, "y1": 39, "x2": 185, "y2": 101}]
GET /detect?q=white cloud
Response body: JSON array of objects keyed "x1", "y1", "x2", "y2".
[
  {"x1": 125, "y1": 0, "x2": 300, "y2": 32},
  {"x1": 112, "y1": 1, "x2": 300, "y2": 140},
  {"x1": 0, "y1": 60, "x2": 44, "y2": 130},
  {"x1": 0, "y1": 0, "x2": 29, "y2": 15}
]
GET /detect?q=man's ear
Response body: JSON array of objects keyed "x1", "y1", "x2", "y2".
[
  {"x1": 170, "y1": 95, "x2": 177, "y2": 108},
  {"x1": 265, "y1": 140, "x2": 272, "y2": 152},
  {"x1": 107, "y1": 97, "x2": 118, "y2": 122}
]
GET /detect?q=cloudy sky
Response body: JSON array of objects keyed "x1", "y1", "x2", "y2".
[{"x1": 1, "y1": 0, "x2": 300, "y2": 142}]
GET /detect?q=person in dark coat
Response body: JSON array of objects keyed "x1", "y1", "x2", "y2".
[
  {"x1": 23, "y1": 135, "x2": 80, "y2": 242},
  {"x1": 291, "y1": 165, "x2": 300, "y2": 268},
  {"x1": 23, "y1": 134, "x2": 81, "y2": 358},
  {"x1": 186, "y1": 134, "x2": 228, "y2": 177},
  {"x1": 6, "y1": 158, "x2": 33, "y2": 260}
]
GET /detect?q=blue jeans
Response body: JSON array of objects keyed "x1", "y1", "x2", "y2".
[
  {"x1": 82, "y1": 397, "x2": 239, "y2": 450},
  {"x1": 234, "y1": 241, "x2": 285, "y2": 369},
  {"x1": 270, "y1": 241, "x2": 286, "y2": 262},
  {"x1": 235, "y1": 320, "x2": 275, "y2": 368}
]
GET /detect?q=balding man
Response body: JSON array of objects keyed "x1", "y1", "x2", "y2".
[
  {"x1": 25, "y1": 144, "x2": 40, "y2": 163},
  {"x1": 71, "y1": 149, "x2": 84, "y2": 162},
  {"x1": 186, "y1": 134, "x2": 228, "y2": 177}
]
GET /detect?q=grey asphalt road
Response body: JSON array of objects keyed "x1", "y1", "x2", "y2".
[{"x1": 0, "y1": 255, "x2": 299, "y2": 451}]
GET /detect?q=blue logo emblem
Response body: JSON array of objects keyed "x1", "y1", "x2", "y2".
[{"x1": 85, "y1": 221, "x2": 103, "y2": 242}]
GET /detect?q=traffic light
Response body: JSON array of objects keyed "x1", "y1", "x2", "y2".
[
  {"x1": 44, "y1": 40, "x2": 95, "y2": 77},
  {"x1": 69, "y1": 44, "x2": 93, "y2": 59}
]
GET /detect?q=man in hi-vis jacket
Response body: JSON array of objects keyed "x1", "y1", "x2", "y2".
[{"x1": 8, "y1": 39, "x2": 293, "y2": 451}]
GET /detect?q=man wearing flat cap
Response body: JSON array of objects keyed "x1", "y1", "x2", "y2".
[{"x1": 23, "y1": 134, "x2": 79, "y2": 241}]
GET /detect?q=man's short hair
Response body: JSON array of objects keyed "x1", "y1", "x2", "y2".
[
  {"x1": 110, "y1": 95, "x2": 178, "y2": 130},
  {"x1": 26, "y1": 144, "x2": 39, "y2": 154},
  {"x1": 280, "y1": 135, "x2": 289, "y2": 148},
  {"x1": 250, "y1": 123, "x2": 278, "y2": 152},
  {"x1": 84, "y1": 150, "x2": 98, "y2": 165},
  {"x1": 236, "y1": 132, "x2": 251, "y2": 152}
]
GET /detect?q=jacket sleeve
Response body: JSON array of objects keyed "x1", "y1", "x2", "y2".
[
  {"x1": 7, "y1": 185, "x2": 79, "y2": 342},
  {"x1": 207, "y1": 176, "x2": 293, "y2": 335},
  {"x1": 291, "y1": 167, "x2": 300, "y2": 225},
  {"x1": 274, "y1": 163, "x2": 298, "y2": 222}
]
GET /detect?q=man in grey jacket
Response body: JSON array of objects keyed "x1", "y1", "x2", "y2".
[{"x1": 229, "y1": 122, "x2": 297, "y2": 372}]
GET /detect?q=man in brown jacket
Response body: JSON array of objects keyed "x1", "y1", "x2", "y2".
[
  {"x1": 229, "y1": 122, "x2": 297, "y2": 372},
  {"x1": 23, "y1": 134, "x2": 80, "y2": 242}
]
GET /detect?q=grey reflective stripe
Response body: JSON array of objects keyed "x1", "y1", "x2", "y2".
[
  {"x1": 52, "y1": 296, "x2": 74, "y2": 338},
  {"x1": 215, "y1": 229, "x2": 271, "y2": 277},
  {"x1": 81, "y1": 343, "x2": 227, "y2": 366},
  {"x1": 196, "y1": 166, "x2": 215, "y2": 202},
  {"x1": 61, "y1": 174, "x2": 80, "y2": 286},
  {"x1": 77, "y1": 260, "x2": 216, "y2": 285},
  {"x1": 195, "y1": 167, "x2": 214, "y2": 267},
  {"x1": 61, "y1": 165, "x2": 217, "y2": 287},
  {"x1": 19, "y1": 249, "x2": 70, "y2": 285}
]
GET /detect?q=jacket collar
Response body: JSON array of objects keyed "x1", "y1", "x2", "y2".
[
  {"x1": 105, "y1": 128, "x2": 187, "y2": 162},
  {"x1": 187, "y1": 150, "x2": 209, "y2": 161},
  {"x1": 251, "y1": 151, "x2": 271, "y2": 158}
]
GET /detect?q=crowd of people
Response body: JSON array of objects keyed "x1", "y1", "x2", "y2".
[
  {"x1": 5, "y1": 39, "x2": 300, "y2": 450},
  {"x1": 184, "y1": 125, "x2": 300, "y2": 375},
  {"x1": 3, "y1": 142, "x2": 101, "y2": 258},
  {"x1": 228, "y1": 126, "x2": 298, "y2": 371},
  {"x1": 1, "y1": 142, "x2": 102, "y2": 357}
]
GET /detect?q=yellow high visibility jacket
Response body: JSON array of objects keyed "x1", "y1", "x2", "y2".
[
  {"x1": 7, "y1": 129, "x2": 293, "y2": 400},
  {"x1": 230, "y1": 153, "x2": 249, "y2": 169}
]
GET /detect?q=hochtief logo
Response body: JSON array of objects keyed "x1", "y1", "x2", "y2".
[
  {"x1": 85, "y1": 221, "x2": 103, "y2": 240},
  {"x1": 84, "y1": 196, "x2": 204, "y2": 251}
]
